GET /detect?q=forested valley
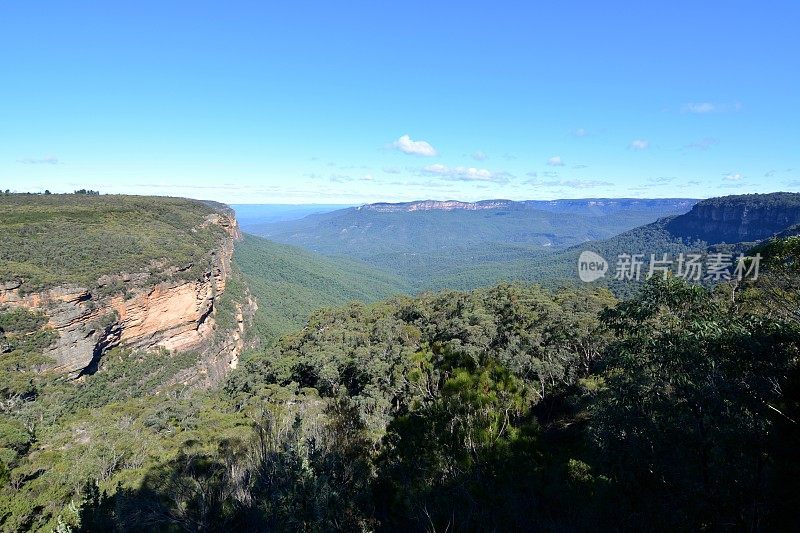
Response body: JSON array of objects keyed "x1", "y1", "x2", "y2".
[{"x1": 2, "y1": 230, "x2": 799, "y2": 531}]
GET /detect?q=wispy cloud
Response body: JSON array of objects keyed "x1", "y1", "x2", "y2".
[
  {"x1": 18, "y1": 155, "x2": 59, "y2": 164},
  {"x1": 723, "y1": 172, "x2": 744, "y2": 182},
  {"x1": 547, "y1": 155, "x2": 564, "y2": 166},
  {"x1": 649, "y1": 176, "x2": 676, "y2": 184},
  {"x1": 382, "y1": 166, "x2": 401, "y2": 174},
  {"x1": 720, "y1": 182, "x2": 746, "y2": 189},
  {"x1": 681, "y1": 101, "x2": 742, "y2": 114},
  {"x1": 684, "y1": 137, "x2": 719, "y2": 151},
  {"x1": 329, "y1": 173, "x2": 375, "y2": 183},
  {"x1": 572, "y1": 128, "x2": 589, "y2": 137},
  {"x1": 629, "y1": 176, "x2": 677, "y2": 190},
  {"x1": 471, "y1": 150, "x2": 488, "y2": 161},
  {"x1": 529, "y1": 178, "x2": 612, "y2": 189},
  {"x1": 392, "y1": 134, "x2": 438, "y2": 156},
  {"x1": 629, "y1": 139, "x2": 649, "y2": 150},
  {"x1": 422, "y1": 163, "x2": 510, "y2": 183},
  {"x1": 682, "y1": 102, "x2": 717, "y2": 114}
]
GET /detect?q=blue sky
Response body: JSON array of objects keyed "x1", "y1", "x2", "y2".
[{"x1": 1, "y1": 1, "x2": 798, "y2": 203}]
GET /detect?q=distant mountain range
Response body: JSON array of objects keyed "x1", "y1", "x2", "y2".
[
  {"x1": 243, "y1": 194, "x2": 800, "y2": 293},
  {"x1": 246, "y1": 198, "x2": 698, "y2": 252},
  {"x1": 357, "y1": 198, "x2": 697, "y2": 215}
]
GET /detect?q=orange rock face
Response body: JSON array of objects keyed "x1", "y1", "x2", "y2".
[
  {"x1": 110, "y1": 278, "x2": 215, "y2": 352},
  {"x1": 0, "y1": 211, "x2": 249, "y2": 380}
]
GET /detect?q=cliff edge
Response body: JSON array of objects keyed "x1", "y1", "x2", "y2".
[{"x1": 0, "y1": 194, "x2": 254, "y2": 381}]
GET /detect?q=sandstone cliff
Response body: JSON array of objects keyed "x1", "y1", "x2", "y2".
[
  {"x1": 0, "y1": 209, "x2": 252, "y2": 380},
  {"x1": 665, "y1": 193, "x2": 800, "y2": 244}
]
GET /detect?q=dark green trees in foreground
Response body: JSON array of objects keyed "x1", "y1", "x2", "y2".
[{"x1": 2, "y1": 239, "x2": 800, "y2": 531}]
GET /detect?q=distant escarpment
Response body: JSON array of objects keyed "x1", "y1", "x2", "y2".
[
  {"x1": 666, "y1": 192, "x2": 800, "y2": 244},
  {"x1": 0, "y1": 195, "x2": 254, "y2": 382},
  {"x1": 360, "y1": 200, "x2": 513, "y2": 212},
  {"x1": 360, "y1": 198, "x2": 698, "y2": 214}
]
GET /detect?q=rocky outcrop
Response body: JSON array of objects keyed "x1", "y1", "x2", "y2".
[
  {"x1": 169, "y1": 293, "x2": 258, "y2": 389},
  {"x1": 0, "y1": 210, "x2": 249, "y2": 379},
  {"x1": 666, "y1": 193, "x2": 800, "y2": 244}
]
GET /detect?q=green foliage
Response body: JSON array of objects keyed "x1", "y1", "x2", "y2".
[
  {"x1": 0, "y1": 194, "x2": 230, "y2": 292},
  {"x1": 589, "y1": 276, "x2": 800, "y2": 529},
  {"x1": 0, "y1": 307, "x2": 48, "y2": 334},
  {"x1": 692, "y1": 192, "x2": 800, "y2": 210},
  {"x1": 748, "y1": 235, "x2": 800, "y2": 326},
  {"x1": 0, "y1": 307, "x2": 57, "y2": 357}
]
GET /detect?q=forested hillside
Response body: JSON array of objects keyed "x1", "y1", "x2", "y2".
[
  {"x1": 233, "y1": 234, "x2": 409, "y2": 343},
  {"x1": 3, "y1": 234, "x2": 799, "y2": 531}
]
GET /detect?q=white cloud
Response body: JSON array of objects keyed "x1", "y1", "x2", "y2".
[
  {"x1": 392, "y1": 134, "x2": 438, "y2": 156},
  {"x1": 547, "y1": 155, "x2": 564, "y2": 166},
  {"x1": 18, "y1": 155, "x2": 59, "y2": 164},
  {"x1": 685, "y1": 137, "x2": 719, "y2": 150},
  {"x1": 723, "y1": 173, "x2": 744, "y2": 181},
  {"x1": 573, "y1": 128, "x2": 589, "y2": 137},
  {"x1": 629, "y1": 139, "x2": 649, "y2": 150},
  {"x1": 471, "y1": 150, "x2": 488, "y2": 161},
  {"x1": 422, "y1": 163, "x2": 509, "y2": 183}
]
